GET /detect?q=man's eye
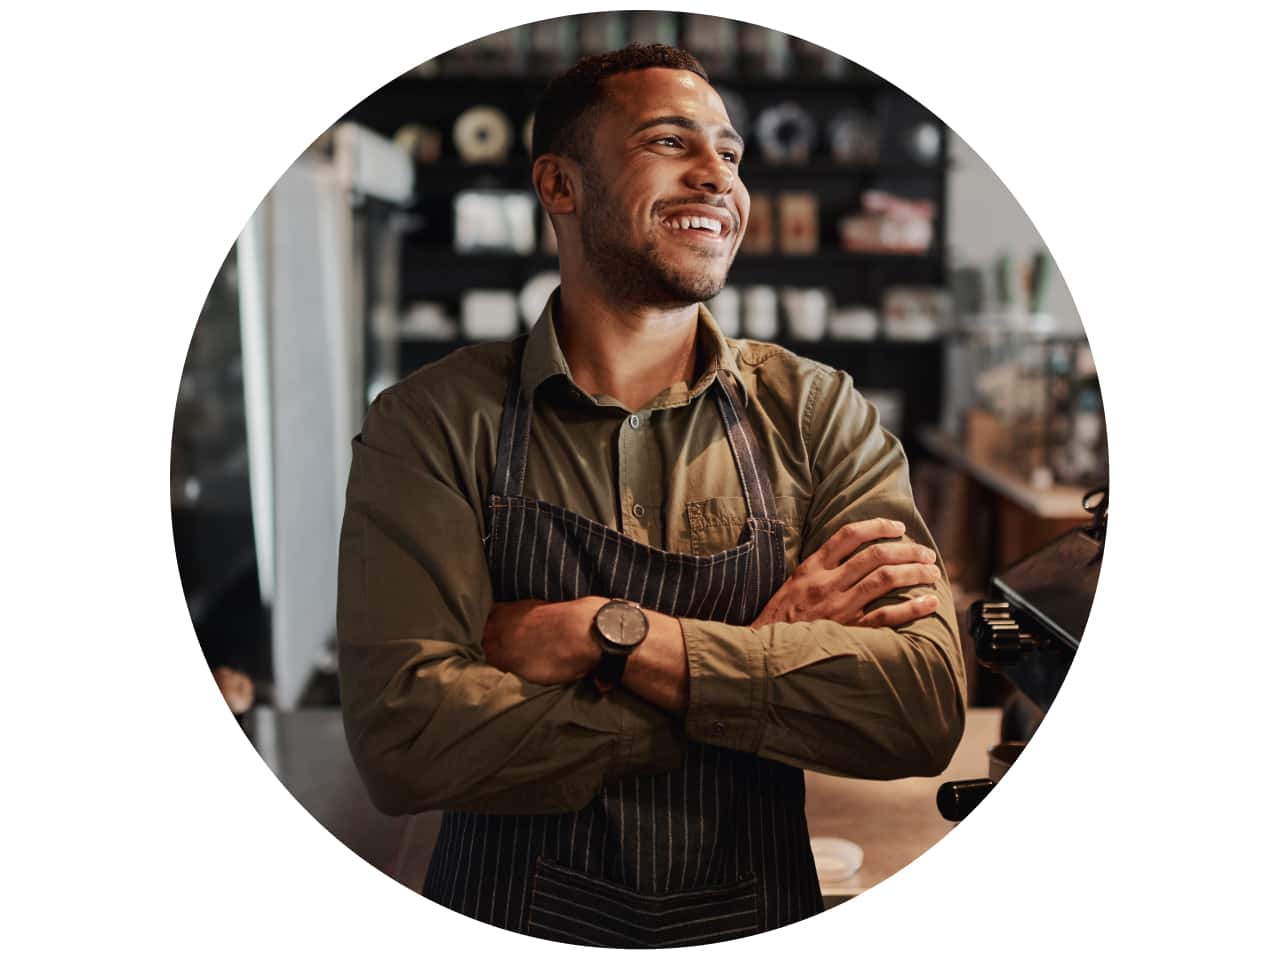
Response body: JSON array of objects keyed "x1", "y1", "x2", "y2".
[{"x1": 721, "y1": 152, "x2": 740, "y2": 164}]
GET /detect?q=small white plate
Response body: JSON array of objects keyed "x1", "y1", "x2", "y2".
[{"x1": 809, "y1": 836, "x2": 864, "y2": 884}]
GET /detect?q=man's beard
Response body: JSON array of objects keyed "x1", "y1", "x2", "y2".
[{"x1": 578, "y1": 166, "x2": 730, "y2": 306}]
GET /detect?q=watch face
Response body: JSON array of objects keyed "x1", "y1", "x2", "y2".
[{"x1": 596, "y1": 601, "x2": 648, "y2": 649}]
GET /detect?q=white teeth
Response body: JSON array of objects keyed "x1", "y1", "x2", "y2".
[{"x1": 663, "y1": 215, "x2": 724, "y2": 236}]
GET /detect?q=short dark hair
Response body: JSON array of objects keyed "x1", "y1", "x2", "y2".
[{"x1": 531, "y1": 43, "x2": 710, "y2": 165}]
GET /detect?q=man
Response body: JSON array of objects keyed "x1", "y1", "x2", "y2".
[{"x1": 337, "y1": 44, "x2": 964, "y2": 946}]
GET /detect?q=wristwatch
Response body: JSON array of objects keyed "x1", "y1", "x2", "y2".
[{"x1": 593, "y1": 599, "x2": 649, "y2": 687}]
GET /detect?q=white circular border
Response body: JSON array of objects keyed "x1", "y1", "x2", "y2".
[{"x1": 8, "y1": 1, "x2": 1278, "y2": 956}]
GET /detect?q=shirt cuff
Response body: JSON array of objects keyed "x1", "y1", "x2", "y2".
[
  {"x1": 678, "y1": 618, "x2": 767, "y2": 753},
  {"x1": 604, "y1": 689, "x2": 686, "y2": 783}
]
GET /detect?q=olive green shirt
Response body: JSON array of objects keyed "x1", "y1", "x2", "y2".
[{"x1": 337, "y1": 293, "x2": 965, "y2": 817}]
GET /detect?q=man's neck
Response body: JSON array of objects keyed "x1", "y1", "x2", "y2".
[{"x1": 555, "y1": 281, "x2": 701, "y2": 412}]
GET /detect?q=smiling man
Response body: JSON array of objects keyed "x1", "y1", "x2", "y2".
[{"x1": 337, "y1": 44, "x2": 965, "y2": 946}]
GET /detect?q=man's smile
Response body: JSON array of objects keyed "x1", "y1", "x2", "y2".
[{"x1": 655, "y1": 202, "x2": 737, "y2": 248}]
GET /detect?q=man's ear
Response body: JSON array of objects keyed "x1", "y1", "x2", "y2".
[{"x1": 532, "y1": 154, "x2": 578, "y2": 216}]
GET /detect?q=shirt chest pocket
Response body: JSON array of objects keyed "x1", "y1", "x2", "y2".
[{"x1": 685, "y1": 496, "x2": 805, "y2": 567}]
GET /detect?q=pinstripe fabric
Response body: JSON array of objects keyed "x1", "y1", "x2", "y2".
[{"x1": 423, "y1": 349, "x2": 823, "y2": 945}]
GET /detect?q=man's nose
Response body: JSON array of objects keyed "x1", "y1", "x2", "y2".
[{"x1": 684, "y1": 145, "x2": 735, "y2": 194}]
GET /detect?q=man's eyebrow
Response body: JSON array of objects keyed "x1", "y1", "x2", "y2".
[{"x1": 631, "y1": 115, "x2": 745, "y2": 149}]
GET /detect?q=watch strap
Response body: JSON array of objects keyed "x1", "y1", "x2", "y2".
[{"x1": 595, "y1": 648, "x2": 629, "y2": 686}]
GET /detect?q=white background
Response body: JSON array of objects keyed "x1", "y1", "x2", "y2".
[{"x1": 5, "y1": 1, "x2": 1278, "y2": 955}]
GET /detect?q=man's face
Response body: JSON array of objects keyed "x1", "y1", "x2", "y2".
[{"x1": 575, "y1": 67, "x2": 750, "y2": 306}]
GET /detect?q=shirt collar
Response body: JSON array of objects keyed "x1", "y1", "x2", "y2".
[{"x1": 521, "y1": 287, "x2": 748, "y2": 407}]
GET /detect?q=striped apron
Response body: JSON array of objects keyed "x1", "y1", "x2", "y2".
[{"x1": 423, "y1": 350, "x2": 824, "y2": 946}]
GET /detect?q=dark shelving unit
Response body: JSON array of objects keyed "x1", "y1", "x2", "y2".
[{"x1": 338, "y1": 16, "x2": 951, "y2": 455}]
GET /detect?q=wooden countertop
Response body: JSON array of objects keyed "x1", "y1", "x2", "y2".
[
  {"x1": 246, "y1": 706, "x2": 1003, "y2": 899},
  {"x1": 804, "y1": 706, "x2": 1001, "y2": 896},
  {"x1": 919, "y1": 426, "x2": 1090, "y2": 520}
]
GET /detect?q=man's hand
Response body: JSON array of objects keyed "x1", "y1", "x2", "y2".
[
  {"x1": 481, "y1": 597, "x2": 602, "y2": 686},
  {"x1": 752, "y1": 518, "x2": 941, "y2": 629}
]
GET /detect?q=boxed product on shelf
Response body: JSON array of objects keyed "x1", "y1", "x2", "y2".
[
  {"x1": 882, "y1": 286, "x2": 953, "y2": 341},
  {"x1": 740, "y1": 193, "x2": 774, "y2": 254},
  {"x1": 828, "y1": 306, "x2": 880, "y2": 341},
  {"x1": 839, "y1": 190, "x2": 937, "y2": 255},
  {"x1": 453, "y1": 190, "x2": 537, "y2": 254},
  {"x1": 778, "y1": 192, "x2": 820, "y2": 255},
  {"x1": 400, "y1": 302, "x2": 457, "y2": 341}
]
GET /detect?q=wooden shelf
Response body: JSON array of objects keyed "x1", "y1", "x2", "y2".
[{"x1": 385, "y1": 67, "x2": 896, "y2": 96}]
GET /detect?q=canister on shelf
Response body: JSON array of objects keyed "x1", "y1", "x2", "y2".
[
  {"x1": 756, "y1": 102, "x2": 817, "y2": 165},
  {"x1": 519, "y1": 272, "x2": 562, "y2": 330},
  {"x1": 739, "y1": 23, "x2": 791, "y2": 76},
  {"x1": 629, "y1": 11, "x2": 679, "y2": 48},
  {"x1": 829, "y1": 109, "x2": 879, "y2": 166},
  {"x1": 781, "y1": 287, "x2": 831, "y2": 341},
  {"x1": 579, "y1": 12, "x2": 625, "y2": 54},
  {"x1": 743, "y1": 285, "x2": 779, "y2": 341},
  {"x1": 527, "y1": 17, "x2": 578, "y2": 73},
  {"x1": 393, "y1": 124, "x2": 442, "y2": 165},
  {"x1": 681, "y1": 14, "x2": 738, "y2": 75},
  {"x1": 461, "y1": 289, "x2": 520, "y2": 341},
  {"x1": 453, "y1": 106, "x2": 513, "y2": 165},
  {"x1": 706, "y1": 286, "x2": 741, "y2": 338}
]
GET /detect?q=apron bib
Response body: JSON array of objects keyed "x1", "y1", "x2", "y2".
[{"x1": 423, "y1": 343, "x2": 824, "y2": 946}]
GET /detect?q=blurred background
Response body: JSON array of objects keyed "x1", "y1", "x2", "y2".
[{"x1": 171, "y1": 12, "x2": 1107, "y2": 902}]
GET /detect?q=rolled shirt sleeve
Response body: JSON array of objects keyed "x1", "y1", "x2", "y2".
[
  {"x1": 679, "y1": 367, "x2": 967, "y2": 779},
  {"x1": 338, "y1": 389, "x2": 684, "y2": 817}
]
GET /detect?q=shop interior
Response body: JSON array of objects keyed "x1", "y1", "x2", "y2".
[{"x1": 170, "y1": 13, "x2": 1107, "y2": 905}]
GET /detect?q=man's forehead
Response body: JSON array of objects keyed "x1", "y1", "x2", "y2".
[{"x1": 602, "y1": 68, "x2": 731, "y2": 126}]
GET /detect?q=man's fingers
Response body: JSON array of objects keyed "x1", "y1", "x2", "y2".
[
  {"x1": 856, "y1": 594, "x2": 940, "y2": 628},
  {"x1": 845, "y1": 562, "x2": 941, "y2": 612},
  {"x1": 816, "y1": 518, "x2": 908, "y2": 568},
  {"x1": 835, "y1": 542, "x2": 937, "y2": 589}
]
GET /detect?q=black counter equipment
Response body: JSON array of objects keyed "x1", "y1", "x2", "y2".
[{"x1": 936, "y1": 488, "x2": 1107, "y2": 822}]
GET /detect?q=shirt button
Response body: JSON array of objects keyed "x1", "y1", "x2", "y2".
[
  {"x1": 628, "y1": 414, "x2": 641, "y2": 429},
  {"x1": 632, "y1": 503, "x2": 646, "y2": 519}
]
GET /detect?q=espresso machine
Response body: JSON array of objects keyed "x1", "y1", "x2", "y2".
[{"x1": 936, "y1": 488, "x2": 1107, "y2": 821}]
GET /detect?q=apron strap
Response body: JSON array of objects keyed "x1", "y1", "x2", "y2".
[
  {"x1": 713, "y1": 371, "x2": 780, "y2": 522},
  {"x1": 490, "y1": 335, "x2": 532, "y2": 500},
  {"x1": 492, "y1": 343, "x2": 778, "y2": 524}
]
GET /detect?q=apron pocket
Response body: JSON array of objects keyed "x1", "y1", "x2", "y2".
[{"x1": 526, "y1": 857, "x2": 760, "y2": 948}]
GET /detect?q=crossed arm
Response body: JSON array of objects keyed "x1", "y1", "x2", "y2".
[{"x1": 482, "y1": 517, "x2": 944, "y2": 714}]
